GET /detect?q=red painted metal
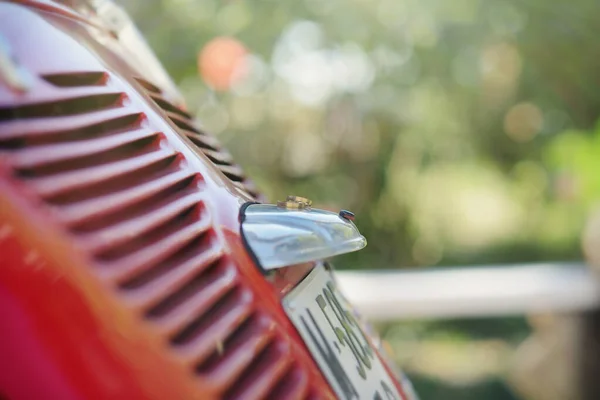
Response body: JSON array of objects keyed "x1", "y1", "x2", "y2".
[{"x1": 0, "y1": 1, "x2": 409, "y2": 399}]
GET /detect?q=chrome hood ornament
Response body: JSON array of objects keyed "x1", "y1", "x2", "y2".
[{"x1": 240, "y1": 196, "x2": 367, "y2": 271}]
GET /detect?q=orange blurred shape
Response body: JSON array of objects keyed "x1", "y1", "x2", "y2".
[{"x1": 198, "y1": 37, "x2": 248, "y2": 91}]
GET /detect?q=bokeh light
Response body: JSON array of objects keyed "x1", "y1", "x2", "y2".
[
  {"x1": 504, "y1": 102, "x2": 544, "y2": 142},
  {"x1": 198, "y1": 36, "x2": 248, "y2": 91}
]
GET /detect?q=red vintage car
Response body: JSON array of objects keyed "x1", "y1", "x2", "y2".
[{"x1": 0, "y1": 1, "x2": 417, "y2": 399}]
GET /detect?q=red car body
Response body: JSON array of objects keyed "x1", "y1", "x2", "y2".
[{"x1": 0, "y1": 1, "x2": 411, "y2": 399}]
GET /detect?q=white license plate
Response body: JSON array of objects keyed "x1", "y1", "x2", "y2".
[{"x1": 283, "y1": 265, "x2": 402, "y2": 400}]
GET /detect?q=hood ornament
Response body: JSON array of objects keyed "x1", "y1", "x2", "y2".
[{"x1": 240, "y1": 196, "x2": 367, "y2": 271}]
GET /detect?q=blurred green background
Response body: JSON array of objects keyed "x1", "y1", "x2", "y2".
[{"x1": 121, "y1": 0, "x2": 600, "y2": 398}]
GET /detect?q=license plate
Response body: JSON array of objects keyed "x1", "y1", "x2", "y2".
[{"x1": 283, "y1": 265, "x2": 402, "y2": 400}]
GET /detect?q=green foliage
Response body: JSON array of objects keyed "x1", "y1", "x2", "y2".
[
  {"x1": 545, "y1": 122, "x2": 600, "y2": 207},
  {"x1": 121, "y1": 0, "x2": 600, "y2": 269},
  {"x1": 410, "y1": 375, "x2": 520, "y2": 400},
  {"x1": 120, "y1": 0, "x2": 599, "y2": 398}
]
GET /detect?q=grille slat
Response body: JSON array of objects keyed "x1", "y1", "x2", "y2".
[
  {"x1": 233, "y1": 180, "x2": 257, "y2": 194},
  {"x1": 97, "y1": 217, "x2": 212, "y2": 283},
  {"x1": 134, "y1": 77, "x2": 162, "y2": 95},
  {"x1": 133, "y1": 77, "x2": 259, "y2": 199},
  {"x1": 81, "y1": 192, "x2": 205, "y2": 254},
  {"x1": 57, "y1": 169, "x2": 197, "y2": 226},
  {"x1": 0, "y1": 91, "x2": 124, "y2": 120},
  {"x1": 10, "y1": 128, "x2": 158, "y2": 170},
  {"x1": 224, "y1": 340, "x2": 294, "y2": 400},
  {"x1": 42, "y1": 71, "x2": 109, "y2": 87},
  {"x1": 146, "y1": 261, "x2": 238, "y2": 326},
  {"x1": 14, "y1": 134, "x2": 159, "y2": 179},
  {"x1": 170, "y1": 288, "x2": 254, "y2": 358},
  {"x1": 168, "y1": 113, "x2": 202, "y2": 134},
  {"x1": 218, "y1": 164, "x2": 246, "y2": 182},
  {"x1": 196, "y1": 315, "x2": 276, "y2": 389},
  {"x1": 150, "y1": 267, "x2": 239, "y2": 333},
  {"x1": 202, "y1": 148, "x2": 234, "y2": 165},
  {"x1": 122, "y1": 244, "x2": 223, "y2": 298},
  {"x1": 0, "y1": 84, "x2": 118, "y2": 106},
  {"x1": 0, "y1": 109, "x2": 143, "y2": 146},
  {"x1": 155, "y1": 100, "x2": 194, "y2": 122},
  {"x1": 30, "y1": 149, "x2": 177, "y2": 198},
  {"x1": 146, "y1": 93, "x2": 193, "y2": 120},
  {"x1": 172, "y1": 296, "x2": 252, "y2": 366},
  {"x1": 185, "y1": 132, "x2": 221, "y2": 151},
  {"x1": 269, "y1": 368, "x2": 311, "y2": 400}
]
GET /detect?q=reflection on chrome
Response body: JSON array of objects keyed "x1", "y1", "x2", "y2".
[{"x1": 240, "y1": 202, "x2": 367, "y2": 271}]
